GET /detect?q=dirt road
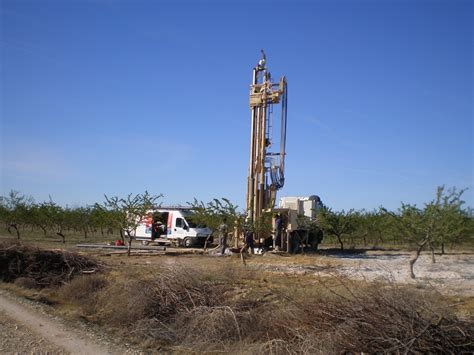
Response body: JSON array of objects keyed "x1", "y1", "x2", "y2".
[{"x1": 0, "y1": 290, "x2": 119, "y2": 354}]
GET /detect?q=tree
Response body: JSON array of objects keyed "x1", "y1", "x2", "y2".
[
  {"x1": 433, "y1": 186, "x2": 470, "y2": 254},
  {"x1": 71, "y1": 206, "x2": 92, "y2": 240},
  {"x1": 0, "y1": 190, "x2": 34, "y2": 239},
  {"x1": 30, "y1": 201, "x2": 54, "y2": 236},
  {"x1": 352, "y1": 209, "x2": 392, "y2": 248},
  {"x1": 388, "y1": 186, "x2": 470, "y2": 278},
  {"x1": 188, "y1": 198, "x2": 245, "y2": 249},
  {"x1": 90, "y1": 204, "x2": 112, "y2": 237},
  {"x1": 102, "y1": 191, "x2": 162, "y2": 256},
  {"x1": 50, "y1": 203, "x2": 68, "y2": 243},
  {"x1": 318, "y1": 208, "x2": 355, "y2": 250}
]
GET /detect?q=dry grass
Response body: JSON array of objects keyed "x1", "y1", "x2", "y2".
[
  {"x1": 2, "y1": 242, "x2": 472, "y2": 353},
  {"x1": 50, "y1": 262, "x2": 473, "y2": 353}
]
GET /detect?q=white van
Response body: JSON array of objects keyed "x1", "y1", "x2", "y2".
[{"x1": 133, "y1": 208, "x2": 213, "y2": 247}]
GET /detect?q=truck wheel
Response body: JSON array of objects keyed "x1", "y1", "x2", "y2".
[
  {"x1": 141, "y1": 240, "x2": 150, "y2": 246},
  {"x1": 183, "y1": 238, "x2": 192, "y2": 248}
]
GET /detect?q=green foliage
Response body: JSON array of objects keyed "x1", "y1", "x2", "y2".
[
  {"x1": 188, "y1": 197, "x2": 244, "y2": 235},
  {"x1": 187, "y1": 198, "x2": 276, "y2": 245},
  {"x1": 389, "y1": 186, "x2": 471, "y2": 249},
  {"x1": 0, "y1": 190, "x2": 34, "y2": 238},
  {"x1": 101, "y1": 191, "x2": 162, "y2": 255},
  {"x1": 318, "y1": 208, "x2": 355, "y2": 250}
]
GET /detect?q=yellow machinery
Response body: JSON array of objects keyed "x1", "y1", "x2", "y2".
[{"x1": 246, "y1": 51, "x2": 288, "y2": 229}]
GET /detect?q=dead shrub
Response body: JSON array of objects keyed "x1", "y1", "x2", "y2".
[
  {"x1": 176, "y1": 306, "x2": 244, "y2": 344},
  {"x1": 0, "y1": 242, "x2": 101, "y2": 288},
  {"x1": 57, "y1": 274, "x2": 107, "y2": 309},
  {"x1": 292, "y1": 276, "x2": 474, "y2": 353},
  {"x1": 95, "y1": 266, "x2": 228, "y2": 330}
]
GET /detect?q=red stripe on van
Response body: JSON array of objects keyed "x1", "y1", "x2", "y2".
[{"x1": 168, "y1": 213, "x2": 173, "y2": 229}]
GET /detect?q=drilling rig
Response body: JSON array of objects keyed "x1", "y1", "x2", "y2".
[
  {"x1": 246, "y1": 51, "x2": 288, "y2": 231},
  {"x1": 245, "y1": 52, "x2": 324, "y2": 252}
]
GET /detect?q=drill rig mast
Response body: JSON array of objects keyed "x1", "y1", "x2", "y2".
[{"x1": 246, "y1": 51, "x2": 288, "y2": 227}]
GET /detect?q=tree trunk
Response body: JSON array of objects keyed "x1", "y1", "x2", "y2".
[
  {"x1": 8, "y1": 224, "x2": 20, "y2": 239},
  {"x1": 410, "y1": 238, "x2": 428, "y2": 279},
  {"x1": 203, "y1": 234, "x2": 213, "y2": 251},
  {"x1": 441, "y1": 242, "x2": 445, "y2": 255},
  {"x1": 428, "y1": 241, "x2": 436, "y2": 263},
  {"x1": 39, "y1": 225, "x2": 47, "y2": 236},
  {"x1": 84, "y1": 229, "x2": 88, "y2": 240},
  {"x1": 378, "y1": 233, "x2": 384, "y2": 244},
  {"x1": 336, "y1": 234, "x2": 344, "y2": 250},
  {"x1": 120, "y1": 229, "x2": 125, "y2": 243},
  {"x1": 126, "y1": 231, "x2": 132, "y2": 256},
  {"x1": 57, "y1": 232, "x2": 65, "y2": 244}
]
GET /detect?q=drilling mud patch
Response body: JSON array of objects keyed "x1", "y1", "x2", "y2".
[{"x1": 0, "y1": 242, "x2": 101, "y2": 288}]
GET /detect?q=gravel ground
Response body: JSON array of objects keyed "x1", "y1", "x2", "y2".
[
  {"x1": 0, "y1": 290, "x2": 140, "y2": 355},
  {"x1": 256, "y1": 250, "x2": 474, "y2": 297},
  {"x1": 0, "y1": 310, "x2": 65, "y2": 354}
]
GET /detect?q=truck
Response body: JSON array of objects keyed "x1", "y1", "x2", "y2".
[
  {"x1": 272, "y1": 195, "x2": 324, "y2": 252},
  {"x1": 132, "y1": 207, "x2": 213, "y2": 247}
]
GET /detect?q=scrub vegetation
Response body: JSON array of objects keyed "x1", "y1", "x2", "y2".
[{"x1": 0, "y1": 246, "x2": 472, "y2": 353}]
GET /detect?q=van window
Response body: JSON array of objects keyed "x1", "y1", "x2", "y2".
[
  {"x1": 186, "y1": 216, "x2": 206, "y2": 228},
  {"x1": 176, "y1": 218, "x2": 184, "y2": 228}
]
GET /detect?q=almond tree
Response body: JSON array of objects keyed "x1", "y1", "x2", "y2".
[
  {"x1": 389, "y1": 186, "x2": 469, "y2": 278},
  {"x1": 318, "y1": 208, "x2": 355, "y2": 250},
  {"x1": 0, "y1": 190, "x2": 34, "y2": 239},
  {"x1": 102, "y1": 191, "x2": 162, "y2": 256},
  {"x1": 71, "y1": 206, "x2": 92, "y2": 240},
  {"x1": 434, "y1": 186, "x2": 469, "y2": 254}
]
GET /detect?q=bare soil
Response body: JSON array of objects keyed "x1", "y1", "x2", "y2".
[
  {"x1": 0, "y1": 289, "x2": 128, "y2": 354},
  {"x1": 253, "y1": 249, "x2": 474, "y2": 297},
  {"x1": 93, "y1": 244, "x2": 474, "y2": 297},
  {"x1": 0, "y1": 309, "x2": 64, "y2": 354}
]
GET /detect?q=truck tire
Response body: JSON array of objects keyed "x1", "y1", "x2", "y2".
[
  {"x1": 183, "y1": 237, "x2": 192, "y2": 248},
  {"x1": 141, "y1": 240, "x2": 150, "y2": 246}
]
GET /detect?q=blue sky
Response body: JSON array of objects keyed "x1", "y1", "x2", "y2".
[{"x1": 1, "y1": 0, "x2": 472, "y2": 211}]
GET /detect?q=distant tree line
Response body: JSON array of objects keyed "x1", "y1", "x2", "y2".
[
  {"x1": 0, "y1": 190, "x2": 162, "y2": 251},
  {"x1": 1, "y1": 186, "x2": 472, "y2": 262}
]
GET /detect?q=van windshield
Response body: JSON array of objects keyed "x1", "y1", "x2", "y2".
[{"x1": 185, "y1": 216, "x2": 207, "y2": 229}]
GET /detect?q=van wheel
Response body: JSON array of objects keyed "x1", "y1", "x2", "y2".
[
  {"x1": 141, "y1": 240, "x2": 150, "y2": 246},
  {"x1": 183, "y1": 238, "x2": 192, "y2": 248}
]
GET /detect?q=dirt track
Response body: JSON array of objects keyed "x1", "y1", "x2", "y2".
[{"x1": 0, "y1": 290, "x2": 117, "y2": 354}]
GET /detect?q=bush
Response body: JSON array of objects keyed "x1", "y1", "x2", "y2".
[{"x1": 57, "y1": 274, "x2": 106, "y2": 306}]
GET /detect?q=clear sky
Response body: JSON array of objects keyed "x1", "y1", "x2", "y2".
[{"x1": 1, "y1": 0, "x2": 472, "y2": 211}]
